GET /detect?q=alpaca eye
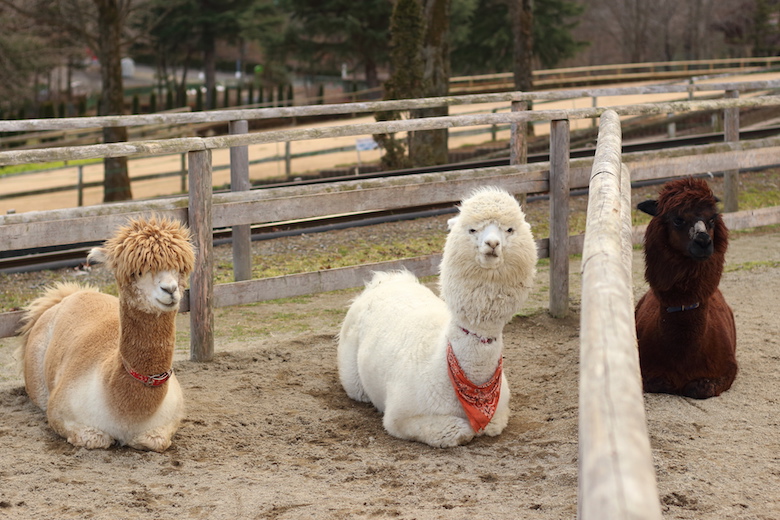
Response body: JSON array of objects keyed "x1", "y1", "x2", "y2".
[
  {"x1": 672, "y1": 217, "x2": 685, "y2": 228},
  {"x1": 507, "y1": 228, "x2": 514, "y2": 234},
  {"x1": 469, "y1": 228, "x2": 477, "y2": 234}
]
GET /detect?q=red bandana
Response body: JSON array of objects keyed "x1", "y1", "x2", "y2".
[
  {"x1": 446, "y1": 342, "x2": 503, "y2": 433},
  {"x1": 122, "y1": 358, "x2": 173, "y2": 387}
]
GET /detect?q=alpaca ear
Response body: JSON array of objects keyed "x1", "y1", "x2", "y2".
[
  {"x1": 87, "y1": 247, "x2": 108, "y2": 265},
  {"x1": 637, "y1": 200, "x2": 658, "y2": 216},
  {"x1": 447, "y1": 216, "x2": 459, "y2": 230}
]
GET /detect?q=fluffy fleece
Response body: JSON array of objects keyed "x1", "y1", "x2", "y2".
[
  {"x1": 338, "y1": 186, "x2": 537, "y2": 447},
  {"x1": 635, "y1": 177, "x2": 737, "y2": 398},
  {"x1": 17, "y1": 215, "x2": 195, "y2": 451}
]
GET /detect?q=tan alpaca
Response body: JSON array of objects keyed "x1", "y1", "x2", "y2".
[{"x1": 17, "y1": 216, "x2": 195, "y2": 452}]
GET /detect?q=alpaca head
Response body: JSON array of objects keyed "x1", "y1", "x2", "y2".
[
  {"x1": 638, "y1": 177, "x2": 729, "y2": 296},
  {"x1": 638, "y1": 177, "x2": 728, "y2": 263},
  {"x1": 440, "y1": 186, "x2": 537, "y2": 326},
  {"x1": 88, "y1": 216, "x2": 195, "y2": 314}
]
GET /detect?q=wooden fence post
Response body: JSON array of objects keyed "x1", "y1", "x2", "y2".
[
  {"x1": 188, "y1": 149, "x2": 214, "y2": 362},
  {"x1": 285, "y1": 141, "x2": 292, "y2": 178},
  {"x1": 77, "y1": 165, "x2": 84, "y2": 206},
  {"x1": 549, "y1": 119, "x2": 570, "y2": 318},
  {"x1": 229, "y1": 120, "x2": 252, "y2": 281},
  {"x1": 180, "y1": 153, "x2": 187, "y2": 193},
  {"x1": 724, "y1": 90, "x2": 739, "y2": 212},
  {"x1": 510, "y1": 100, "x2": 529, "y2": 208}
]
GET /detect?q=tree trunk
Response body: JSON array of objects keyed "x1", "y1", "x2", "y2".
[
  {"x1": 510, "y1": 0, "x2": 534, "y2": 92},
  {"x1": 409, "y1": 0, "x2": 450, "y2": 167},
  {"x1": 203, "y1": 29, "x2": 217, "y2": 110},
  {"x1": 95, "y1": 0, "x2": 131, "y2": 202},
  {"x1": 364, "y1": 56, "x2": 379, "y2": 90}
]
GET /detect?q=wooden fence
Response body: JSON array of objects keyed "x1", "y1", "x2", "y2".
[
  {"x1": 2, "y1": 83, "x2": 780, "y2": 361},
  {"x1": 578, "y1": 110, "x2": 662, "y2": 520},
  {"x1": 2, "y1": 80, "x2": 780, "y2": 520}
]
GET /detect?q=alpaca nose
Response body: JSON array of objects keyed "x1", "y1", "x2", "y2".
[
  {"x1": 160, "y1": 282, "x2": 178, "y2": 296},
  {"x1": 693, "y1": 231, "x2": 711, "y2": 247},
  {"x1": 485, "y1": 238, "x2": 500, "y2": 250}
]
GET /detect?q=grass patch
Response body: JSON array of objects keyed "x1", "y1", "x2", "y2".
[
  {"x1": 725, "y1": 260, "x2": 780, "y2": 273},
  {"x1": 0, "y1": 158, "x2": 101, "y2": 177},
  {"x1": 213, "y1": 235, "x2": 446, "y2": 284}
]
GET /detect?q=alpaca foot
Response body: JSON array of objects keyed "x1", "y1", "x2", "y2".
[
  {"x1": 385, "y1": 414, "x2": 475, "y2": 448},
  {"x1": 128, "y1": 433, "x2": 173, "y2": 452},
  {"x1": 482, "y1": 409, "x2": 509, "y2": 437},
  {"x1": 643, "y1": 377, "x2": 676, "y2": 395},
  {"x1": 682, "y1": 378, "x2": 723, "y2": 399},
  {"x1": 67, "y1": 427, "x2": 115, "y2": 449}
]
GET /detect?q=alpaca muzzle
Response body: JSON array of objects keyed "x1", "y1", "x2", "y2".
[{"x1": 688, "y1": 221, "x2": 713, "y2": 260}]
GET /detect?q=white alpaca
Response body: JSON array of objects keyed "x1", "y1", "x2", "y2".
[
  {"x1": 17, "y1": 216, "x2": 195, "y2": 452},
  {"x1": 338, "y1": 186, "x2": 537, "y2": 447}
]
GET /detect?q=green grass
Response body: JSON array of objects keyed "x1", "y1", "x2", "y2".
[
  {"x1": 213, "y1": 235, "x2": 446, "y2": 284},
  {"x1": 725, "y1": 260, "x2": 780, "y2": 273},
  {"x1": 0, "y1": 158, "x2": 101, "y2": 177}
]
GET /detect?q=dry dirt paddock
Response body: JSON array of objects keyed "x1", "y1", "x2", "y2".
[{"x1": 0, "y1": 224, "x2": 778, "y2": 520}]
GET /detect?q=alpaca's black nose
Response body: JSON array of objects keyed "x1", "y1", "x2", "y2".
[{"x1": 693, "y1": 232, "x2": 711, "y2": 247}]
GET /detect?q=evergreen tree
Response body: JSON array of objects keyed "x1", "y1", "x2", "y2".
[
  {"x1": 450, "y1": 0, "x2": 587, "y2": 75},
  {"x1": 286, "y1": 0, "x2": 391, "y2": 88}
]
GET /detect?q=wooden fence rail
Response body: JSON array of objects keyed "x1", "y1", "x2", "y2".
[{"x1": 578, "y1": 110, "x2": 662, "y2": 519}]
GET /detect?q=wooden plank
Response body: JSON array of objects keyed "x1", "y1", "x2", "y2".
[
  {"x1": 549, "y1": 119, "x2": 570, "y2": 318},
  {"x1": 187, "y1": 150, "x2": 214, "y2": 362},
  {"x1": 228, "y1": 120, "x2": 252, "y2": 282},
  {"x1": 578, "y1": 110, "x2": 662, "y2": 520},
  {"x1": 0, "y1": 204, "x2": 188, "y2": 251},
  {"x1": 0, "y1": 310, "x2": 25, "y2": 339},
  {"x1": 212, "y1": 167, "x2": 550, "y2": 228},
  {"x1": 722, "y1": 205, "x2": 780, "y2": 229},
  {"x1": 4, "y1": 95, "x2": 780, "y2": 166},
  {"x1": 625, "y1": 144, "x2": 780, "y2": 184},
  {"x1": 214, "y1": 255, "x2": 443, "y2": 307},
  {"x1": 1, "y1": 204, "x2": 777, "y2": 340}
]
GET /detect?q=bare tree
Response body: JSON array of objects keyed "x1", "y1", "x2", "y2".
[{"x1": 0, "y1": 0, "x2": 149, "y2": 202}]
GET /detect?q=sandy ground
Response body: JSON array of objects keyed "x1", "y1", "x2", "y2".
[{"x1": 0, "y1": 227, "x2": 778, "y2": 519}]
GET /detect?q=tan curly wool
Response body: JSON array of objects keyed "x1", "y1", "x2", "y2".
[{"x1": 95, "y1": 215, "x2": 195, "y2": 285}]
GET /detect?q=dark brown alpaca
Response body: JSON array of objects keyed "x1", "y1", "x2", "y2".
[{"x1": 635, "y1": 177, "x2": 737, "y2": 399}]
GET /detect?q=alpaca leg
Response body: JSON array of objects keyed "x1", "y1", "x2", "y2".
[
  {"x1": 48, "y1": 409, "x2": 115, "y2": 449},
  {"x1": 482, "y1": 403, "x2": 510, "y2": 437},
  {"x1": 643, "y1": 376, "x2": 677, "y2": 395},
  {"x1": 682, "y1": 373, "x2": 735, "y2": 399},
  {"x1": 482, "y1": 380, "x2": 510, "y2": 437},
  {"x1": 383, "y1": 412, "x2": 475, "y2": 448},
  {"x1": 336, "y1": 337, "x2": 370, "y2": 403}
]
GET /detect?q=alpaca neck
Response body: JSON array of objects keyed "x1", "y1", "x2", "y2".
[
  {"x1": 645, "y1": 248, "x2": 724, "y2": 306},
  {"x1": 118, "y1": 299, "x2": 177, "y2": 377},
  {"x1": 446, "y1": 321, "x2": 504, "y2": 386}
]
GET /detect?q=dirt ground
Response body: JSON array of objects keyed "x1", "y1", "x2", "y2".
[{"x1": 0, "y1": 225, "x2": 778, "y2": 520}]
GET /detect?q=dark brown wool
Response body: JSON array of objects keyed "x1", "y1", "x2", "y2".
[{"x1": 635, "y1": 177, "x2": 737, "y2": 399}]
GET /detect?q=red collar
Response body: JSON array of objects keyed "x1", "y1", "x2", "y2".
[
  {"x1": 446, "y1": 342, "x2": 503, "y2": 433},
  {"x1": 460, "y1": 326, "x2": 495, "y2": 344},
  {"x1": 122, "y1": 358, "x2": 173, "y2": 387}
]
